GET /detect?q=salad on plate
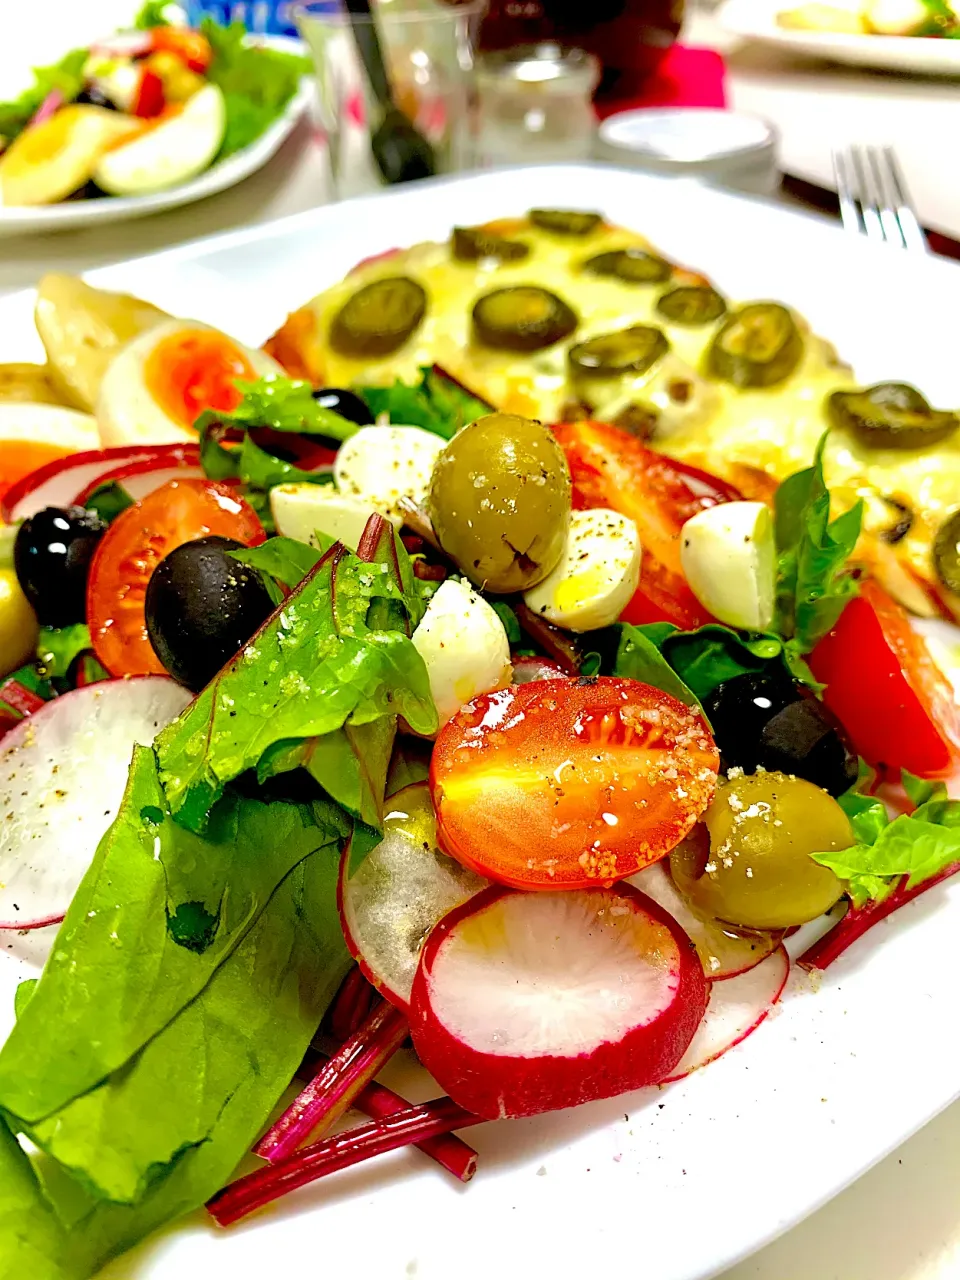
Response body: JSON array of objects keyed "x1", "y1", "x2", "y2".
[
  {"x1": 0, "y1": 3, "x2": 309, "y2": 207},
  {"x1": 1, "y1": 213, "x2": 960, "y2": 1276}
]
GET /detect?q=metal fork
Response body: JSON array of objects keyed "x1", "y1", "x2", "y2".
[{"x1": 833, "y1": 145, "x2": 927, "y2": 253}]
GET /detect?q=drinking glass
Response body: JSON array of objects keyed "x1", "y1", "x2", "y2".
[{"x1": 295, "y1": 0, "x2": 482, "y2": 198}]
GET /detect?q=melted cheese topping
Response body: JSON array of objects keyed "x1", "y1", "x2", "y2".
[{"x1": 267, "y1": 216, "x2": 960, "y2": 607}]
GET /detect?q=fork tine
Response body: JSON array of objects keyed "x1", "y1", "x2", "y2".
[
  {"x1": 851, "y1": 145, "x2": 885, "y2": 244},
  {"x1": 867, "y1": 146, "x2": 906, "y2": 249},
  {"x1": 833, "y1": 148, "x2": 863, "y2": 238},
  {"x1": 882, "y1": 147, "x2": 928, "y2": 254}
]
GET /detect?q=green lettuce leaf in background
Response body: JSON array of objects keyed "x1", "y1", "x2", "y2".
[
  {"x1": 195, "y1": 375, "x2": 357, "y2": 442},
  {"x1": 357, "y1": 365, "x2": 492, "y2": 439},
  {"x1": 0, "y1": 48, "x2": 87, "y2": 147},
  {"x1": 774, "y1": 434, "x2": 863, "y2": 653}
]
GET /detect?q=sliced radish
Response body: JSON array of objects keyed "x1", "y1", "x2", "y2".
[
  {"x1": 660, "y1": 945, "x2": 790, "y2": 1082},
  {"x1": 2, "y1": 444, "x2": 201, "y2": 524},
  {"x1": 73, "y1": 456, "x2": 205, "y2": 506},
  {"x1": 338, "y1": 782, "x2": 487, "y2": 1009},
  {"x1": 409, "y1": 883, "x2": 707, "y2": 1120},
  {"x1": 628, "y1": 860, "x2": 783, "y2": 981},
  {"x1": 0, "y1": 678, "x2": 191, "y2": 935},
  {"x1": 510, "y1": 655, "x2": 570, "y2": 685}
]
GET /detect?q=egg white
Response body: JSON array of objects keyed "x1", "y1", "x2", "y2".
[
  {"x1": 96, "y1": 318, "x2": 283, "y2": 447},
  {"x1": 0, "y1": 402, "x2": 100, "y2": 452}
]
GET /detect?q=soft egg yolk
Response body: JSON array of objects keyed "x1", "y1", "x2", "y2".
[
  {"x1": 144, "y1": 328, "x2": 256, "y2": 429},
  {"x1": 0, "y1": 441, "x2": 73, "y2": 505}
]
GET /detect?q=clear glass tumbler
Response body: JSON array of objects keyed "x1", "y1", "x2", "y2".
[{"x1": 295, "y1": 0, "x2": 482, "y2": 199}]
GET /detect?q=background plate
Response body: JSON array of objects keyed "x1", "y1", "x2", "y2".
[
  {"x1": 1, "y1": 165, "x2": 958, "y2": 1280},
  {"x1": 0, "y1": 37, "x2": 312, "y2": 238},
  {"x1": 719, "y1": 0, "x2": 960, "y2": 74}
]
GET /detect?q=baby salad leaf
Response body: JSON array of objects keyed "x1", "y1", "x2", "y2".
[
  {"x1": 613, "y1": 624, "x2": 701, "y2": 708},
  {"x1": 357, "y1": 365, "x2": 493, "y2": 439},
  {"x1": 202, "y1": 20, "x2": 311, "y2": 160},
  {"x1": 156, "y1": 537, "x2": 437, "y2": 835},
  {"x1": 83, "y1": 480, "x2": 135, "y2": 525},
  {"x1": 0, "y1": 852, "x2": 349, "y2": 1277},
  {"x1": 0, "y1": 48, "x2": 87, "y2": 146},
  {"x1": 0, "y1": 746, "x2": 346, "y2": 1124},
  {"x1": 813, "y1": 774, "x2": 960, "y2": 907},
  {"x1": 774, "y1": 434, "x2": 863, "y2": 652},
  {"x1": 35, "y1": 625, "x2": 93, "y2": 680},
  {"x1": 196, "y1": 375, "x2": 357, "y2": 442},
  {"x1": 229, "y1": 536, "x2": 329, "y2": 598},
  {"x1": 132, "y1": 0, "x2": 173, "y2": 26}
]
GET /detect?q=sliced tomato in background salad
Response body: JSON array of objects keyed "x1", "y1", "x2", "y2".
[
  {"x1": 810, "y1": 579, "x2": 960, "y2": 778},
  {"x1": 87, "y1": 477, "x2": 265, "y2": 678},
  {"x1": 431, "y1": 675, "x2": 719, "y2": 890},
  {"x1": 552, "y1": 420, "x2": 742, "y2": 628}
]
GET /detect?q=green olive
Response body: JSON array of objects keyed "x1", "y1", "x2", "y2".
[
  {"x1": 529, "y1": 209, "x2": 602, "y2": 236},
  {"x1": 934, "y1": 509, "x2": 960, "y2": 595},
  {"x1": 330, "y1": 277, "x2": 426, "y2": 357},
  {"x1": 706, "y1": 302, "x2": 804, "y2": 389},
  {"x1": 428, "y1": 413, "x2": 571, "y2": 592},
  {"x1": 828, "y1": 382, "x2": 958, "y2": 450},
  {"x1": 670, "y1": 772, "x2": 850, "y2": 929},
  {"x1": 568, "y1": 325, "x2": 669, "y2": 378},
  {"x1": 472, "y1": 286, "x2": 578, "y2": 353},
  {"x1": 656, "y1": 286, "x2": 727, "y2": 327},
  {"x1": 583, "y1": 249, "x2": 673, "y2": 285},
  {"x1": 452, "y1": 226, "x2": 530, "y2": 263}
]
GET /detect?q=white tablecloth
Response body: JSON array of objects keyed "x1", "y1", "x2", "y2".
[{"x1": 3, "y1": 4, "x2": 960, "y2": 1277}]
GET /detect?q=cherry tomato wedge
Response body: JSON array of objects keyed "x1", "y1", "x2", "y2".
[
  {"x1": 552, "y1": 421, "x2": 742, "y2": 629},
  {"x1": 810, "y1": 579, "x2": 960, "y2": 778},
  {"x1": 431, "y1": 676, "x2": 719, "y2": 890},
  {"x1": 87, "y1": 478, "x2": 265, "y2": 677}
]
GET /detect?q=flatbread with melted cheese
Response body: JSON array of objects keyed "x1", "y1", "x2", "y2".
[{"x1": 265, "y1": 212, "x2": 960, "y2": 621}]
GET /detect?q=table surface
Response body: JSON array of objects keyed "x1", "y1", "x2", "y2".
[{"x1": 4, "y1": 3, "x2": 960, "y2": 1277}]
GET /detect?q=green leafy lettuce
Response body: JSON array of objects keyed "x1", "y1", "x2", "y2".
[
  {"x1": 195, "y1": 376, "x2": 357, "y2": 442},
  {"x1": 0, "y1": 850, "x2": 348, "y2": 1278},
  {"x1": 357, "y1": 365, "x2": 493, "y2": 439},
  {"x1": 201, "y1": 20, "x2": 311, "y2": 159},
  {"x1": 36, "y1": 625, "x2": 94, "y2": 681},
  {"x1": 133, "y1": 0, "x2": 173, "y2": 27},
  {"x1": 0, "y1": 49, "x2": 87, "y2": 147},
  {"x1": 813, "y1": 773, "x2": 960, "y2": 907},
  {"x1": 156, "y1": 535, "x2": 437, "y2": 836},
  {"x1": 0, "y1": 746, "x2": 346, "y2": 1124},
  {"x1": 229, "y1": 535, "x2": 328, "y2": 603},
  {"x1": 774, "y1": 434, "x2": 863, "y2": 653},
  {"x1": 83, "y1": 480, "x2": 134, "y2": 524}
]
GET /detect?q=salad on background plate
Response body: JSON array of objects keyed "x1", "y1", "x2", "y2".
[
  {"x1": 0, "y1": 2, "x2": 309, "y2": 211},
  {"x1": 1, "y1": 210, "x2": 960, "y2": 1276}
]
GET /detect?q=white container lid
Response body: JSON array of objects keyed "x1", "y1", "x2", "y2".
[{"x1": 596, "y1": 108, "x2": 777, "y2": 180}]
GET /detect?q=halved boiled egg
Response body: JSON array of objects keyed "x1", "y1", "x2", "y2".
[
  {"x1": 96, "y1": 318, "x2": 283, "y2": 446},
  {"x1": 0, "y1": 106, "x2": 142, "y2": 207},
  {"x1": 93, "y1": 84, "x2": 226, "y2": 197},
  {"x1": 0, "y1": 403, "x2": 100, "y2": 505}
]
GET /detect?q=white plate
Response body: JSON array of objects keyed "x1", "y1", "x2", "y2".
[
  {"x1": 0, "y1": 37, "x2": 312, "y2": 239},
  {"x1": 719, "y1": 0, "x2": 960, "y2": 74},
  {"x1": 2, "y1": 164, "x2": 960, "y2": 1280}
]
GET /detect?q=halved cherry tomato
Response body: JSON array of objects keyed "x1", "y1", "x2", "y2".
[
  {"x1": 87, "y1": 478, "x2": 264, "y2": 677},
  {"x1": 132, "y1": 67, "x2": 165, "y2": 119},
  {"x1": 552, "y1": 421, "x2": 741, "y2": 629},
  {"x1": 810, "y1": 579, "x2": 960, "y2": 778},
  {"x1": 430, "y1": 676, "x2": 719, "y2": 890},
  {"x1": 149, "y1": 27, "x2": 213, "y2": 73}
]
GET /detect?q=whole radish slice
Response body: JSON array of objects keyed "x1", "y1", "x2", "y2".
[
  {"x1": 72, "y1": 456, "x2": 205, "y2": 506},
  {"x1": 660, "y1": 945, "x2": 790, "y2": 1082},
  {"x1": 629, "y1": 860, "x2": 783, "y2": 980},
  {"x1": 2, "y1": 443, "x2": 200, "y2": 524},
  {"x1": 410, "y1": 883, "x2": 707, "y2": 1120},
  {"x1": 338, "y1": 782, "x2": 487, "y2": 1009},
  {"x1": 0, "y1": 678, "x2": 190, "y2": 936}
]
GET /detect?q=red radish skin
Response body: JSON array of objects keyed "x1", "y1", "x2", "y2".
[
  {"x1": 208, "y1": 1097, "x2": 482, "y2": 1227},
  {"x1": 2, "y1": 443, "x2": 201, "y2": 524},
  {"x1": 0, "y1": 677, "x2": 190, "y2": 937},
  {"x1": 0, "y1": 679, "x2": 46, "y2": 719},
  {"x1": 660, "y1": 945, "x2": 790, "y2": 1082},
  {"x1": 255, "y1": 1000, "x2": 409, "y2": 1163},
  {"x1": 337, "y1": 782, "x2": 487, "y2": 1009},
  {"x1": 410, "y1": 883, "x2": 707, "y2": 1121},
  {"x1": 73, "y1": 457, "x2": 205, "y2": 506},
  {"x1": 628, "y1": 860, "x2": 784, "y2": 981}
]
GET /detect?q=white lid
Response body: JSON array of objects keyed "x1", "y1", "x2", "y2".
[{"x1": 597, "y1": 109, "x2": 777, "y2": 172}]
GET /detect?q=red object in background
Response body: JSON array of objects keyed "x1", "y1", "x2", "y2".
[
  {"x1": 478, "y1": 0, "x2": 684, "y2": 93},
  {"x1": 594, "y1": 44, "x2": 727, "y2": 113},
  {"x1": 132, "y1": 68, "x2": 165, "y2": 118}
]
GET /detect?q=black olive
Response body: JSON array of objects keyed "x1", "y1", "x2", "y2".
[
  {"x1": 145, "y1": 536, "x2": 275, "y2": 692},
  {"x1": 704, "y1": 671, "x2": 858, "y2": 797},
  {"x1": 14, "y1": 505, "x2": 106, "y2": 626},
  {"x1": 75, "y1": 87, "x2": 115, "y2": 109},
  {"x1": 311, "y1": 387, "x2": 373, "y2": 425}
]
